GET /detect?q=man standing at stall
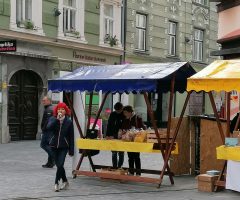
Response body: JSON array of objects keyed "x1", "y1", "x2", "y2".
[
  {"x1": 40, "y1": 96, "x2": 54, "y2": 168},
  {"x1": 106, "y1": 102, "x2": 124, "y2": 169}
]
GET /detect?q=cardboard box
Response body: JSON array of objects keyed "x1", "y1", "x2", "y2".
[
  {"x1": 225, "y1": 137, "x2": 239, "y2": 146},
  {"x1": 197, "y1": 174, "x2": 219, "y2": 192}
]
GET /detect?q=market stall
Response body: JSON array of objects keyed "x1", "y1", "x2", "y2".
[
  {"x1": 187, "y1": 60, "x2": 240, "y2": 192},
  {"x1": 48, "y1": 62, "x2": 196, "y2": 187}
]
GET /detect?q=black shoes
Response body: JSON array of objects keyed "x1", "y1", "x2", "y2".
[{"x1": 42, "y1": 162, "x2": 55, "y2": 168}]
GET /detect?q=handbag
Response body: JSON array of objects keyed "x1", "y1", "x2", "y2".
[{"x1": 79, "y1": 129, "x2": 100, "y2": 157}]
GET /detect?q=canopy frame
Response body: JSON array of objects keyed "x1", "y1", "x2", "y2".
[
  {"x1": 187, "y1": 60, "x2": 240, "y2": 191},
  {"x1": 64, "y1": 87, "x2": 188, "y2": 186},
  {"x1": 48, "y1": 62, "x2": 196, "y2": 187}
]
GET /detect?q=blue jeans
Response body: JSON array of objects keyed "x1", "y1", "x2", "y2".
[
  {"x1": 112, "y1": 151, "x2": 124, "y2": 168},
  {"x1": 52, "y1": 148, "x2": 68, "y2": 184},
  {"x1": 40, "y1": 133, "x2": 54, "y2": 164}
]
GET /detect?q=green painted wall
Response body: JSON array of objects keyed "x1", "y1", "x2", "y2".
[
  {"x1": 125, "y1": 1, "x2": 219, "y2": 66},
  {"x1": 0, "y1": 0, "x2": 10, "y2": 29},
  {"x1": 85, "y1": 0, "x2": 100, "y2": 45},
  {"x1": 42, "y1": 0, "x2": 58, "y2": 37}
]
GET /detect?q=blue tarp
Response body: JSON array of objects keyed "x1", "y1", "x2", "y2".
[{"x1": 48, "y1": 62, "x2": 196, "y2": 93}]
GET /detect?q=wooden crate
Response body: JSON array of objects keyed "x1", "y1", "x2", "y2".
[{"x1": 197, "y1": 174, "x2": 219, "y2": 192}]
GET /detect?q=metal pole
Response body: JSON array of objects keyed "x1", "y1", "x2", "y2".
[
  {"x1": 166, "y1": 74, "x2": 175, "y2": 151},
  {"x1": 65, "y1": 93, "x2": 84, "y2": 138},
  {"x1": 87, "y1": 92, "x2": 93, "y2": 130}
]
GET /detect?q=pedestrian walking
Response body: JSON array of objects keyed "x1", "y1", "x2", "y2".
[
  {"x1": 46, "y1": 102, "x2": 74, "y2": 192},
  {"x1": 121, "y1": 105, "x2": 146, "y2": 176},
  {"x1": 106, "y1": 102, "x2": 125, "y2": 169},
  {"x1": 40, "y1": 96, "x2": 54, "y2": 168}
]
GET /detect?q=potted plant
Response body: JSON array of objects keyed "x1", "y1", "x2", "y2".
[
  {"x1": 104, "y1": 34, "x2": 118, "y2": 47},
  {"x1": 24, "y1": 20, "x2": 34, "y2": 30}
]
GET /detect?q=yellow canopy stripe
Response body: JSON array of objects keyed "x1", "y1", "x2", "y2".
[{"x1": 187, "y1": 60, "x2": 240, "y2": 92}]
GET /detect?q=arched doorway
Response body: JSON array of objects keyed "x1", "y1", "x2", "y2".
[{"x1": 8, "y1": 70, "x2": 43, "y2": 140}]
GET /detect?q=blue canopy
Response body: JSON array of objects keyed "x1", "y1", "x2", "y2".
[{"x1": 48, "y1": 62, "x2": 196, "y2": 93}]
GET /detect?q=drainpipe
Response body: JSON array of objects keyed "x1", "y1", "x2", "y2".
[{"x1": 121, "y1": 0, "x2": 127, "y2": 63}]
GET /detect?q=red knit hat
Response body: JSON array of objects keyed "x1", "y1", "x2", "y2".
[{"x1": 53, "y1": 102, "x2": 71, "y2": 116}]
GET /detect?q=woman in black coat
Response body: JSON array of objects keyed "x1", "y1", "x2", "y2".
[
  {"x1": 46, "y1": 102, "x2": 74, "y2": 192},
  {"x1": 121, "y1": 105, "x2": 146, "y2": 176}
]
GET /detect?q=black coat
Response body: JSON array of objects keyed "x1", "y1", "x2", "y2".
[
  {"x1": 106, "y1": 111, "x2": 124, "y2": 139},
  {"x1": 121, "y1": 114, "x2": 146, "y2": 130},
  {"x1": 41, "y1": 104, "x2": 53, "y2": 132},
  {"x1": 230, "y1": 112, "x2": 240, "y2": 133},
  {"x1": 46, "y1": 116, "x2": 74, "y2": 156}
]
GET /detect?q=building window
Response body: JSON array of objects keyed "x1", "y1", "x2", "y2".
[
  {"x1": 168, "y1": 22, "x2": 177, "y2": 56},
  {"x1": 195, "y1": 0, "x2": 207, "y2": 5},
  {"x1": 99, "y1": 0, "x2": 122, "y2": 47},
  {"x1": 16, "y1": 0, "x2": 32, "y2": 23},
  {"x1": 193, "y1": 29, "x2": 204, "y2": 62},
  {"x1": 104, "y1": 4, "x2": 114, "y2": 38},
  {"x1": 58, "y1": 0, "x2": 85, "y2": 41},
  {"x1": 135, "y1": 13, "x2": 147, "y2": 51},
  {"x1": 63, "y1": 0, "x2": 76, "y2": 33},
  {"x1": 10, "y1": 0, "x2": 43, "y2": 35}
]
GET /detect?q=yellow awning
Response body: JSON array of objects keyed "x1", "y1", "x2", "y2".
[
  {"x1": 76, "y1": 139, "x2": 178, "y2": 154},
  {"x1": 187, "y1": 60, "x2": 240, "y2": 92}
]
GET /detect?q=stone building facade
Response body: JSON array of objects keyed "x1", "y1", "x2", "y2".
[{"x1": 0, "y1": 0, "x2": 123, "y2": 143}]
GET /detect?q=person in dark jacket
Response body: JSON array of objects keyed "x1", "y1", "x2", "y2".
[
  {"x1": 106, "y1": 102, "x2": 124, "y2": 169},
  {"x1": 46, "y1": 102, "x2": 74, "y2": 192},
  {"x1": 40, "y1": 96, "x2": 54, "y2": 168},
  {"x1": 121, "y1": 105, "x2": 146, "y2": 176},
  {"x1": 230, "y1": 112, "x2": 240, "y2": 133}
]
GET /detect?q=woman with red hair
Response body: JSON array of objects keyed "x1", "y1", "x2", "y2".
[{"x1": 46, "y1": 102, "x2": 74, "y2": 192}]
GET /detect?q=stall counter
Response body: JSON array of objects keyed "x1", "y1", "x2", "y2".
[
  {"x1": 76, "y1": 138, "x2": 178, "y2": 154},
  {"x1": 216, "y1": 145, "x2": 240, "y2": 192}
]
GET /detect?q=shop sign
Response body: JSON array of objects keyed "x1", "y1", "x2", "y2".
[
  {"x1": 0, "y1": 40, "x2": 16, "y2": 52},
  {"x1": 73, "y1": 50, "x2": 106, "y2": 63}
]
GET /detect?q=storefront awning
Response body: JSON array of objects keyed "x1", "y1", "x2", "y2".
[
  {"x1": 187, "y1": 60, "x2": 240, "y2": 92},
  {"x1": 48, "y1": 62, "x2": 195, "y2": 93}
]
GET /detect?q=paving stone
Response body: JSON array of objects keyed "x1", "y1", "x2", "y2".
[{"x1": 0, "y1": 141, "x2": 239, "y2": 200}]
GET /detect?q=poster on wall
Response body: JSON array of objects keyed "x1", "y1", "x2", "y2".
[
  {"x1": 230, "y1": 91, "x2": 239, "y2": 120},
  {"x1": 51, "y1": 92, "x2": 61, "y2": 105},
  {"x1": 89, "y1": 117, "x2": 102, "y2": 138}
]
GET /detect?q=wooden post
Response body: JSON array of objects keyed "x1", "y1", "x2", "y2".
[
  {"x1": 208, "y1": 92, "x2": 227, "y2": 192},
  {"x1": 143, "y1": 92, "x2": 174, "y2": 186},
  {"x1": 92, "y1": 92, "x2": 110, "y2": 130},
  {"x1": 158, "y1": 91, "x2": 191, "y2": 186},
  {"x1": 208, "y1": 92, "x2": 225, "y2": 143}
]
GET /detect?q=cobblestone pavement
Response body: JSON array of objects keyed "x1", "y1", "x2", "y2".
[{"x1": 0, "y1": 141, "x2": 239, "y2": 200}]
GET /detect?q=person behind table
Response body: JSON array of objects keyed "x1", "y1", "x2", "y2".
[
  {"x1": 40, "y1": 96, "x2": 54, "y2": 168},
  {"x1": 106, "y1": 102, "x2": 125, "y2": 169},
  {"x1": 230, "y1": 112, "x2": 240, "y2": 133},
  {"x1": 121, "y1": 105, "x2": 146, "y2": 176},
  {"x1": 46, "y1": 102, "x2": 74, "y2": 192}
]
